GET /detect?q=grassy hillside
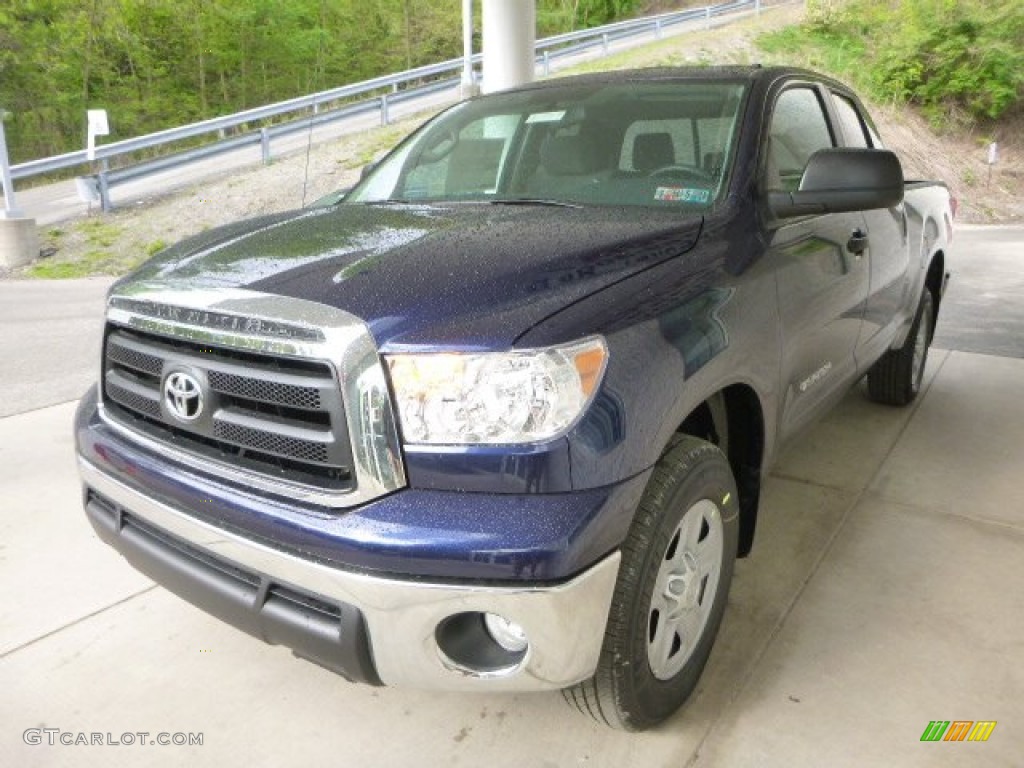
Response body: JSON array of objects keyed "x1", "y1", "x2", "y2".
[
  {"x1": 758, "y1": 0, "x2": 1023, "y2": 220},
  {"x1": 759, "y1": 0, "x2": 1023, "y2": 129}
]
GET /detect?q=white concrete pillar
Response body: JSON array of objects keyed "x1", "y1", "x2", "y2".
[
  {"x1": 0, "y1": 219, "x2": 39, "y2": 269},
  {"x1": 0, "y1": 115, "x2": 37, "y2": 269},
  {"x1": 482, "y1": 0, "x2": 535, "y2": 94}
]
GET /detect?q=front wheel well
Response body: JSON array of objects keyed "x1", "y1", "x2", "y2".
[
  {"x1": 925, "y1": 250, "x2": 945, "y2": 341},
  {"x1": 676, "y1": 385, "x2": 764, "y2": 557}
]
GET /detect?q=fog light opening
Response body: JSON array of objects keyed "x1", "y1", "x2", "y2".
[
  {"x1": 483, "y1": 613, "x2": 528, "y2": 653},
  {"x1": 435, "y1": 612, "x2": 529, "y2": 676}
]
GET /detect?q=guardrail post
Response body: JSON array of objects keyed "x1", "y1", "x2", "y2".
[
  {"x1": 705, "y1": 6, "x2": 712, "y2": 29},
  {"x1": 755, "y1": 0, "x2": 761, "y2": 15},
  {"x1": 543, "y1": 50, "x2": 551, "y2": 76},
  {"x1": 97, "y1": 165, "x2": 112, "y2": 213},
  {"x1": 380, "y1": 93, "x2": 390, "y2": 125},
  {"x1": 602, "y1": 33, "x2": 609, "y2": 56},
  {"x1": 260, "y1": 128, "x2": 271, "y2": 165},
  {"x1": 655, "y1": 19, "x2": 663, "y2": 40}
]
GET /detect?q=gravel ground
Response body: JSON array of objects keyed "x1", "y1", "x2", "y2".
[{"x1": 12, "y1": 2, "x2": 1021, "y2": 279}]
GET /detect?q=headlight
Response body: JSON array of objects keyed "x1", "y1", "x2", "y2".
[{"x1": 385, "y1": 337, "x2": 607, "y2": 445}]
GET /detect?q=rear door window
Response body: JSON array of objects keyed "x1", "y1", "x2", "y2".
[
  {"x1": 832, "y1": 93, "x2": 871, "y2": 148},
  {"x1": 765, "y1": 87, "x2": 835, "y2": 192}
]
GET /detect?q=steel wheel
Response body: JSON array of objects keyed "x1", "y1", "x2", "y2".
[
  {"x1": 564, "y1": 435, "x2": 739, "y2": 731},
  {"x1": 647, "y1": 499, "x2": 724, "y2": 680}
]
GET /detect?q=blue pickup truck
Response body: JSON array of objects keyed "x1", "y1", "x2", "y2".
[{"x1": 76, "y1": 66, "x2": 953, "y2": 730}]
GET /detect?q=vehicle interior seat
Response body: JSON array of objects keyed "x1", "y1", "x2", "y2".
[
  {"x1": 526, "y1": 129, "x2": 614, "y2": 199},
  {"x1": 632, "y1": 132, "x2": 675, "y2": 173}
]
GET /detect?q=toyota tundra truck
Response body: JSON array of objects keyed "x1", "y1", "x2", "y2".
[{"x1": 75, "y1": 66, "x2": 954, "y2": 730}]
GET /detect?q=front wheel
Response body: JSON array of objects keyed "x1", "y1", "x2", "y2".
[
  {"x1": 867, "y1": 288, "x2": 935, "y2": 406},
  {"x1": 564, "y1": 435, "x2": 739, "y2": 731}
]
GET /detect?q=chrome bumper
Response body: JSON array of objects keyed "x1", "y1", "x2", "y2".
[{"x1": 79, "y1": 459, "x2": 620, "y2": 691}]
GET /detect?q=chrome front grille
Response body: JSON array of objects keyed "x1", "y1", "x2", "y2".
[
  {"x1": 206, "y1": 370, "x2": 323, "y2": 410},
  {"x1": 213, "y1": 420, "x2": 330, "y2": 464},
  {"x1": 102, "y1": 326, "x2": 353, "y2": 490},
  {"x1": 97, "y1": 288, "x2": 406, "y2": 509}
]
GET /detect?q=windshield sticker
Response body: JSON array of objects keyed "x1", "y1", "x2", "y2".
[
  {"x1": 655, "y1": 187, "x2": 710, "y2": 203},
  {"x1": 526, "y1": 110, "x2": 567, "y2": 124}
]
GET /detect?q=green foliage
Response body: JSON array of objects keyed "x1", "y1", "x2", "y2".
[
  {"x1": 0, "y1": 0, "x2": 639, "y2": 164},
  {"x1": 27, "y1": 248, "x2": 119, "y2": 278},
  {"x1": 79, "y1": 219, "x2": 123, "y2": 248},
  {"x1": 538, "y1": 0, "x2": 639, "y2": 33},
  {"x1": 27, "y1": 261, "x2": 91, "y2": 279},
  {"x1": 760, "y1": 0, "x2": 1024, "y2": 127},
  {"x1": 757, "y1": 23, "x2": 866, "y2": 77}
]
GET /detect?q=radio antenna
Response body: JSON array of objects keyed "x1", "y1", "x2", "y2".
[
  {"x1": 301, "y1": 98, "x2": 316, "y2": 208},
  {"x1": 301, "y1": 1, "x2": 328, "y2": 207}
]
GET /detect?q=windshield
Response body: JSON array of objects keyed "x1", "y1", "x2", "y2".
[{"x1": 346, "y1": 80, "x2": 747, "y2": 209}]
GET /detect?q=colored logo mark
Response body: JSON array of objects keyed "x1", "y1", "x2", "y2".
[{"x1": 921, "y1": 721, "x2": 997, "y2": 742}]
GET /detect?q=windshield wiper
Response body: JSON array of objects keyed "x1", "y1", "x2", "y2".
[{"x1": 489, "y1": 198, "x2": 583, "y2": 209}]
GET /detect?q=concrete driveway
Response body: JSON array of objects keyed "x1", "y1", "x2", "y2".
[{"x1": 1, "y1": 226, "x2": 1021, "y2": 766}]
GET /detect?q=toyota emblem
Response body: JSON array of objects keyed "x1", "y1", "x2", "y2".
[{"x1": 163, "y1": 371, "x2": 204, "y2": 422}]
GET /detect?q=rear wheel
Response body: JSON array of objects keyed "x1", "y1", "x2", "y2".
[
  {"x1": 564, "y1": 435, "x2": 739, "y2": 731},
  {"x1": 867, "y1": 288, "x2": 935, "y2": 406}
]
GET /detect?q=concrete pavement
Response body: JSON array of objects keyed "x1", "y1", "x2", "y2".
[{"x1": 932, "y1": 225, "x2": 1024, "y2": 359}]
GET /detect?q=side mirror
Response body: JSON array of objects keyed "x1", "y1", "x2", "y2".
[
  {"x1": 769, "y1": 148, "x2": 903, "y2": 218},
  {"x1": 360, "y1": 162, "x2": 376, "y2": 181}
]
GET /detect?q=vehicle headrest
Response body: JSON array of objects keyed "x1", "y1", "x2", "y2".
[
  {"x1": 633, "y1": 133, "x2": 674, "y2": 172},
  {"x1": 541, "y1": 133, "x2": 607, "y2": 176}
]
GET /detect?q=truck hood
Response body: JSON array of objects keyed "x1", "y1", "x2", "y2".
[{"x1": 125, "y1": 202, "x2": 703, "y2": 349}]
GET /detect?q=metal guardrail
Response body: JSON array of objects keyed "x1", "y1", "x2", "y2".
[{"x1": 7, "y1": 0, "x2": 767, "y2": 213}]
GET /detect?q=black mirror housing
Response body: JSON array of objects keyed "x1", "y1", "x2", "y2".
[{"x1": 770, "y1": 148, "x2": 904, "y2": 218}]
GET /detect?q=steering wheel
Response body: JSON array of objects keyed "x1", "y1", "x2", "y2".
[{"x1": 648, "y1": 165, "x2": 715, "y2": 183}]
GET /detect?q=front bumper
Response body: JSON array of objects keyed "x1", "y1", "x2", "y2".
[{"x1": 79, "y1": 458, "x2": 622, "y2": 691}]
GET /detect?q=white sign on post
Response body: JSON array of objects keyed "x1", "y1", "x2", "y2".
[
  {"x1": 987, "y1": 142, "x2": 999, "y2": 165},
  {"x1": 87, "y1": 109, "x2": 110, "y2": 161}
]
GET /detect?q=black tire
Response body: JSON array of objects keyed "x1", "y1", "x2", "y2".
[
  {"x1": 867, "y1": 288, "x2": 935, "y2": 406},
  {"x1": 564, "y1": 435, "x2": 739, "y2": 731}
]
